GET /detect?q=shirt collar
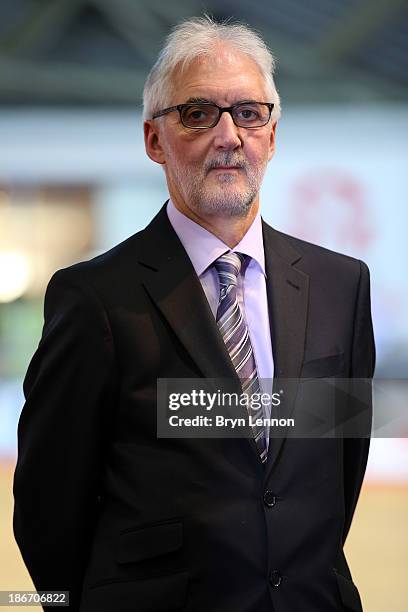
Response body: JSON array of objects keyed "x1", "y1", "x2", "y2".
[{"x1": 166, "y1": 198, "x2": 266, "y2": 277}]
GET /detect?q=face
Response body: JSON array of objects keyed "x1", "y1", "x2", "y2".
[{"x1": 144, "y1": 45, "x2": 277, "y2": 219}]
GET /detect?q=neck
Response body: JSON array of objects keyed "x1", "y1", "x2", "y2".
[{"x1": 170, "y1": 196, "x2": 260, "y2": 248}]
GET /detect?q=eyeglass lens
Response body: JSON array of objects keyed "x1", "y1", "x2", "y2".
[{"x1": 180, "y1": 103, "x2": 270, "y2": 128}]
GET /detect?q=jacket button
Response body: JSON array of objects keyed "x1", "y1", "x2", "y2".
[
  {"x1": 263, "y1": 490, "x2": 277, "y2": 507},
  {"x1": 269, "y1": 570, "x2": 282, "y2": 587}
]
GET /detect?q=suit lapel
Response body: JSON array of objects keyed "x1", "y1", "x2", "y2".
[
  {"x1": 262, "y1": 222, "x2": 310, "y2": 473},
  {"x1": 137, "y1": 204, "x2": 241, "y2": 386},
  {"x1": 263, "y1": 222, "x2": 309, "y2": 380}
]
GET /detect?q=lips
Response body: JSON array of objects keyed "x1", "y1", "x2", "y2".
[
  {"x1": 210, "y1": 166, "x2": 241, "y2": 170},
  {"x1": 207, "y1": 160, "x2": 245, "y2": 174}
]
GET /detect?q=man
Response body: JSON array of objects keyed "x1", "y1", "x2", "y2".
[{"x1": 14, "y1": 16, "x2": 375, "y2": 612}]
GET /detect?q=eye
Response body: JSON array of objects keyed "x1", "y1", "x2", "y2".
[
  {"x1": 236, "y1": 106, "x2": 260, "y2": 121},
  {"x1": 190, "y1": 110, "x2": 206, "y2": 119},
  {"x1": 183, "y1": 106, "x2": 210, "y2": 121},
  {"x1": 181, "y1": 104, "x2": 219, "y2": 128}
]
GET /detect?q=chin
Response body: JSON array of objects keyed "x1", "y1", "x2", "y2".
[
  {"x1": 210, "y1": 174, "x2": 242, "y2": 186},
  {"x1": 196, "y1": 192, "x2": 255, "y2": 218}
]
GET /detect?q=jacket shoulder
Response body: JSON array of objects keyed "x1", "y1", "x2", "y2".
[
  {"x1": 45, "y1": 227, "x2": 149, "y2": 308},
  {"x1": 48, "y1": 204, "x2": 171, "y2": 293},
  {"x1": 264, "y1": 223, "x2": 369, "y2": 277}
]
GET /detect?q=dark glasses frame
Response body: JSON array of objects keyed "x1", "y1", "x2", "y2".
[{"x1": 151, "y1": 101, "x2": 274, "y2": 129}]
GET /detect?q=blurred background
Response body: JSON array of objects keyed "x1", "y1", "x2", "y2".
[{"x1": 0, "y1": 1, "x2": 407, "y2": 610}]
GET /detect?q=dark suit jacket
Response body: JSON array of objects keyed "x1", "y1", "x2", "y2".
[{"x1": 13, "y1": 203, "x2": 375, "y2": 612}]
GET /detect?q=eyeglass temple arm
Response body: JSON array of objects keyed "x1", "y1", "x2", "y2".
[{"x1": 151, "y1": 106, "x2": 179, "y2": 120}]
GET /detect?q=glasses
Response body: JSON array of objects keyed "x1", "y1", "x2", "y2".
[{"x1": 151, "y1": 101, "x2": 274, "y2": 129}]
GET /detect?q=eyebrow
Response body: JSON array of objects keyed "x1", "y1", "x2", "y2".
[
  {"x1": 184, "y1": 97, "x2": 260, "y2": 105},
  {"x1": 185, "y1": 97, "x2": 214, "y2": 104}
]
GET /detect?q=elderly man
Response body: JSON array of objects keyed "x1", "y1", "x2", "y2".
[{"x1": 14, "y1": 16, "x2": 375, "y2": 612}]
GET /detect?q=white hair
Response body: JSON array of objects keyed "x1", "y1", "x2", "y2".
[{"x1": 143, "y1": 15, "x2": 281, "y2": 122}]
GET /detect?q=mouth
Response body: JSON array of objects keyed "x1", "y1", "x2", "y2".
[{"x1": 209, "y1": 166, "x2": 241, "y2": 172}]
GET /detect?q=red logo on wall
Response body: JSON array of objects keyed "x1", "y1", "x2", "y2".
[{"x1": 289, "y1": 169, "x2": 374, "y2": 251}]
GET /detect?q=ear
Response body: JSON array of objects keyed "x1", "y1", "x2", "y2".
[
  {"x1": 144, "y1": 120, "x2": 166, "y2": 165},
  {"x1": 267, "y1": 121, "x2": 277, "y2": 161}
]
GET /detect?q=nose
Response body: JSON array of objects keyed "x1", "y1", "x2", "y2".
[{"x1": 212, "y1": 111, "x2": 242, "y2": 150}]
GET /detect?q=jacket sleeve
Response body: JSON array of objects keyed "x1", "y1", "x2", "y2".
[
  {"x1": 13, "y1": 269, "x2": 118, "y2": 611},
  {"x1": 342, "y1": 259, "x2": 376, "y2": 543}
]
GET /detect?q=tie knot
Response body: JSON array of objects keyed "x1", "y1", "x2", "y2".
[{"x1": 213, "y1": 252, "x2": 245, "y2": 288}]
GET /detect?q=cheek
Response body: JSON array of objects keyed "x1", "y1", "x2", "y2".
[
  {"x1": 166, "y1": 138, "x2": 206, "y2": 168},
  {"x1": 244, "y1": 133, "x2": 271, "y2": 161},
  {"x1": 176, "y1": 129, "x2": 216, "y2": 161},
  {"x1": 245, "y1": 146, "x2": 269, "y2": 167}
]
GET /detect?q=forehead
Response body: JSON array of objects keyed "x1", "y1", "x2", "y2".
[{"x1": 171, "y1": 45, "x2": 268, "y2": 105}]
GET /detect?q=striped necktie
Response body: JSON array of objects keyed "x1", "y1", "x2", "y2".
[{"x1": 213, "y1": 252, "x2": 268, "y2": 463}]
